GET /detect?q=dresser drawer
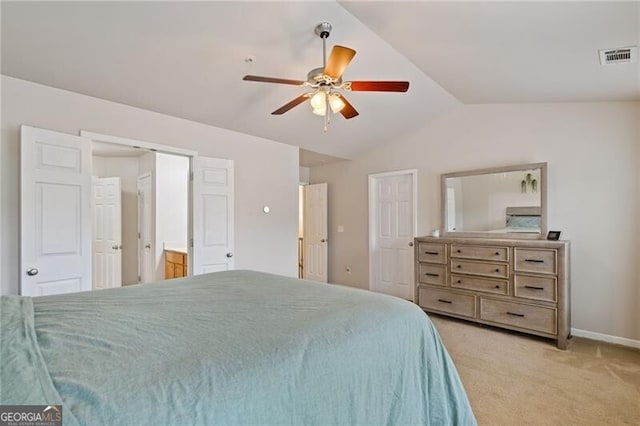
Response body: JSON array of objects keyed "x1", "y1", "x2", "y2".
[
  {"x1": 418, "y1": 263, "x2": 447, "y2": 286},
  {"x1": 451, "y1": 244, "x2": 509, "y2": 262},
  {"x1": 514, "y1": 248, "x2": 557, "y2": 274},
  {"x1": 166, "y1": 250, "x2": 186, "y2": 264},
  {"x1": 451, "y1": 259, "x2": 509, "y2": 279},
  {"x1": 480, "y1": 298, "x2": 557, "y2": 335},
  {"x1": 418, "y1": 243, "x2": 447, "y2": 264},
  {"x1": 452, "y1": 274, "x2": 508, "y2": 295},
  {"x1": 419, "y1": 287, "x2": 476, "y2": 318},
  {"x1": 514, "y1": 274, "x2": 557, "y2": 303}
]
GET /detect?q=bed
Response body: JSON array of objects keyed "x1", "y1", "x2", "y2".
[{"x1": 1, "y1": 270, "x2": 475, "y2": 425}]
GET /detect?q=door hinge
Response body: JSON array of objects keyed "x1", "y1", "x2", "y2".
[
  {"x1": 138, "y1": 232, "x2": 141, "y2": 239},
  {"x1": 190, "y1": 238, "x2": 194, "y2": 248},
  {"x1": 189, "y1": 171, "x2": 194, "y2": 181},
  {"x1": 138, "y1": 275, "x2": 141, "y2": 282}
]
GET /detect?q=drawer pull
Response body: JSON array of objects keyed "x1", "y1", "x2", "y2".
[
  {"x1": 524, "y1": 259, "x2": 544, "y2": 263},
  {"x1": 437, "y1": 299, "x2": 453, "y2": 304},
  {"x1": 424, "y1": 251, "x2": 439, "y2": 255},
  {"x1": 456, "y1": 264, "x2": 462, "y2": 268},
  {"x1": 507, "y1": 311, "x2": 525, "y2": 317},
  {"x1": 457, "y1": 280, "x2": 462, "y2": 283},
  {"x1": 495, "y1": 285, "x2": 501, "y2": 289},
  {"x1": 494, "y1": 268, "x2": 500, "y2": 272},
  {"x1": 425, "y1": 273, "x2": 439, "y2": 277},
  {"x1": 495, "y1": 252, "x2": 500, "y2": 255},
  {"x1": 524, "y1": 285, "x2": 545, "y2": 290},
  {"x1": 457, "y1": 249, "x2": 462, "y2": 253}
]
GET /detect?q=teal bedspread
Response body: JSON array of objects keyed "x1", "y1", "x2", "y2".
[{"x1": 1, "y1": 270, "x2": 475, "y2": 425}]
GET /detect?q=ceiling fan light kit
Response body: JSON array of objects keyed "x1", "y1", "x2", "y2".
[{"x1": 242, "y1": 22, "x2": 410, "y2": 132}]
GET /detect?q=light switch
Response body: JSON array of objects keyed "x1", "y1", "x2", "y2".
[{"x1": 337, "y1": 226, "x2": 344, "y2": 233}]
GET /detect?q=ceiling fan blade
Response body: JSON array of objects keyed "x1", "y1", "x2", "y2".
[
  {"x1": 349, "y1": 81, "x2": 410, "y2": 92},
  {"x1": 323, "y1": 45, "x2": 356, "y2": 80},
  {"x1": 337, "y1": 94, "x2": 359, "y2": 119},
  {"x1": 271, "y1": 94, "x2": 309, "y2": 115},
  {"x1": 243, "y1": 75, "x2": 305, "y2": 86}
]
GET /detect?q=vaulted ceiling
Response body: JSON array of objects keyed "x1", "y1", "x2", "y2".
[{"x1": 2, "y1": 1, "x2": 638, "y2": 165}]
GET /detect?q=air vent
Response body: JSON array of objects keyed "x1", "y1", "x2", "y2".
[{"x1": 599, "y1": 46, "x2": 637, "y2": 65}]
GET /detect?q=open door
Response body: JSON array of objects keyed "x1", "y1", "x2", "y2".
[
  {"x1": 92, "y1": 177, "x2": 122, "y2": 289},
  {"x1": 20, "y1": 125, "x2": 92, "y2": 296},
  {"x1": 137, "y1": 173, "x2": 154, "y2": 283},
  {"x1": 192, "y1": 156, "x2": 234, "y2": 274},
  {"x1": 303, "y1": 183, "x2": 328, "y2": 282}
]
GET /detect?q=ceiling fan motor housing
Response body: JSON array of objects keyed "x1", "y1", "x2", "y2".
[{"x1": 307, "y1": 67, "x2": 342, "y2": 85}]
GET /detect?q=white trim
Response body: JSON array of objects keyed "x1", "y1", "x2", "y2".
[
  {"x1": 80, "y1": 131, "x2": 198, "y2": 157},
  {"x1": 571, "y1": 328, "x2": 640, "y2": 349},
  {"x1": 368, "y1": 169, "x2": 418, "y2": 301}
]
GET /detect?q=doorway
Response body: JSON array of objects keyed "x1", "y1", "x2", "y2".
[
  {"x1": 300, "y1": 183, "x2": 328, "y2": 283},
  {"x1": 91, "y1": 142, "x2": 190, "y2": 286},
  {"x1": 368, "y1": 170, "x2": 417, "y2": 301},
  {"x1": 18, "y1": 125, "x2": 235, "y2": 296},
  {"x1": 137, "y1": 173, "x2": 153, "y2": 283}
]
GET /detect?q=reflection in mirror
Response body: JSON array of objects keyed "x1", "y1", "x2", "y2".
[{"x1": 442, "y1": 163, "x2": 547, "y2": 238}]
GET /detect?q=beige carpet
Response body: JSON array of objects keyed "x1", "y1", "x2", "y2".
[{"x1": 430, "y1": 315, "x2": 640, "y2": 425}]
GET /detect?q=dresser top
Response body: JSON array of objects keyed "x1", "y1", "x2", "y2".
[{"x1": 415, "y1": 235, "x2": 569, "y2": 249}]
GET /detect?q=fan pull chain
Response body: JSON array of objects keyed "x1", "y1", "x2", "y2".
[{"x1": 324, "y1": 89, "x2": 331, "y2": 132}]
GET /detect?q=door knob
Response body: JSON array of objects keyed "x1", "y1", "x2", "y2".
[
  {"x1": 26, "y1": 267, "x2": 39, "y2": 276},
  {"x1": 145, "y1": 244, "x2": 151, "y2": 249},
  {"x1": 321, "y1": 239, "x2": 327, "y2": 243},
  {"x1": 119, "y1": 244, "x2": 123, "y2": 250},
  {"x1": 226, "y1": 252, "x2": 234, "y2": 258},
  {"x1": 112, "y1": 245, "x2": 119, "y2": 250},
  {"x1": 409, "y1": 242, "x2": 414, "y2": 247}
]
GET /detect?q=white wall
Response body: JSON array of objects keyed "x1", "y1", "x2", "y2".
[
  {"x1": 155, "y1": 152, "x2": 189, "y2": 280},
  {"x1": 310, "y1": 102, "x2": 640, "y2": 341},
  {"x1": 92, "y1": 155, "x2": 141, "y2": 285},
  {"x1": 1, "y1": 76, "x2": 299, "y2": 295},
  {"x1": 299, "y1": 167, "x2": 310, "y2": 184}
]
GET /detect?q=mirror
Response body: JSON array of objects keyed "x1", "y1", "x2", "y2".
[{"x1": 441, "y1": 162, "x2": 547, "y2": 238}]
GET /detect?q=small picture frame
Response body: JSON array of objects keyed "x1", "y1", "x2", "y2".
[{"x1": 547, "y1": 230, "x2": 561, "y2": 241}]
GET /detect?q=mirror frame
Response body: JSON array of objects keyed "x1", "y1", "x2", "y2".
[{"x1": 441, "y1": 162, "x2": 548, "y2": 239}]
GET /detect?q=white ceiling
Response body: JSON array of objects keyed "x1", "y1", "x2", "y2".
[
  {"x1": 2, "y1": 1, "x2": 638, "y2": 164},
  {"x1": 342, "y1": 1, "x2": 640, "y2": 104}
]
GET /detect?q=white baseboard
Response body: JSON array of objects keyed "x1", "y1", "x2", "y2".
[{"x1": 571, "y1": 328, "x2": 640, "y2": 349}]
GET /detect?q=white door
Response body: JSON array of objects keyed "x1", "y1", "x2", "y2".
[
  {"x1": 92, "y1": 177, "x2": 122, "y2": 289},
  {"x1": 192, "y1": 156, "x2": 234, "y2": 274},
  {"x1": 138, "y1": 173, "x2": 154, "y2": 283},
  {"x1": 20, "y1": 125, "x2": 92, "y2": 296},
  {"x1": 369, "y1": 171, "x2": 417, "y2": 300},
  {"x1": 303, "y1": 183, "x2": 328, "y2": 283}
]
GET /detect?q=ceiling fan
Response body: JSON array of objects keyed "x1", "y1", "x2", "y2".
[{"x1": 242, "y1": 22, "x2": 410, "y2": 131}]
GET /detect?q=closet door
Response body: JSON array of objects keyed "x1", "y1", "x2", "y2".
[{"x1": 20, "y1": 125, "x2": 92, "y2": 296}]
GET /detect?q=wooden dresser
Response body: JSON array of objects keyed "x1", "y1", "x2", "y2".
[
  {"x1": 415, "y1": 236, "x2": 570, "y2": 349},
  {"x1": 164, "y1": 250, "x2": 188, "y2": 279}
]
